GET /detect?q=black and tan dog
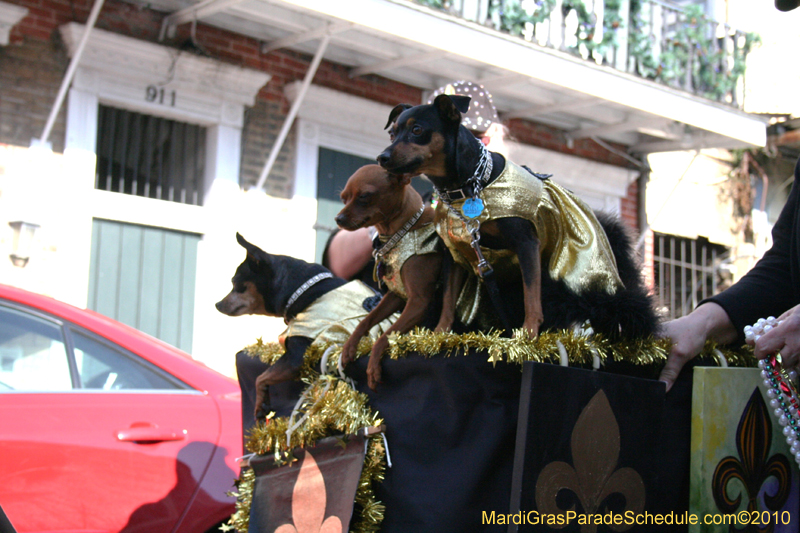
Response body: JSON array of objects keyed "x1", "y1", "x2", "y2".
[
  {"x1": 335, "y1": 164, "x2": 443, "y2": 389},
  {"x1": 216, "y1": 233, "x2": 395, "y2": 433},
  {"x1": 377, "y1": 95, "x2": 659, "y2": 340}
]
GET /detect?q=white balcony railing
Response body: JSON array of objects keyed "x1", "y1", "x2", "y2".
[{"x1": 416, "y1": 0, "x2": 760, "y2": 109}]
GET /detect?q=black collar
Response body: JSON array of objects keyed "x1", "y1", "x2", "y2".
[{"x1": 283, "y1": 272, "x2": 334, "y2": 324}]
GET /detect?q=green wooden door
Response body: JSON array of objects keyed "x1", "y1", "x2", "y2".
[
  {"x1": 88, "y1": 219, "x2": 200, "y2": 353},
  {"x1": 315, "y1": 147, "x2": 434, "y2": 263}
]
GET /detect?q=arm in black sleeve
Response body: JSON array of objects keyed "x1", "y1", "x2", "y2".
[{"x1": 704, "y1": 159, "x2": 800, "y2": 343}]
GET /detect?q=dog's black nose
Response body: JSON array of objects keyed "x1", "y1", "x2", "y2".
[
  {"x1": 377, "y1": 150, "x2": 391, "y2": 167},
  {"x1": 334, "y1": 213, "x2": 347, "y2": 227}
]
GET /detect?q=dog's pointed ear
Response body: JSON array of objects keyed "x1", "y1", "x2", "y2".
[
  {"x1": 237, "y1": 232, "x2": 267, "y2": 267},
  {"x1": 434, "y1": 94, "x2": 470, "y2": 125},
  {"x1": 449, "y1": 95, "x2": 471, "y2": 114},
  {"x1": 385, "y1": 104, "x2": 412, "y2": 130}
]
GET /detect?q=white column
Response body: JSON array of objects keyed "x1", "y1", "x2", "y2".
[
  {"x1": 204, "y1": 122, "x2": 242, "y2": 205},
  {"x1": 193, "y1": 121, "x2": 248, "y2": 374},
  {"x1": 65, "y1": 88, "x2": 99, "y2": 152},
  {"x1": 26, "y1": 88, "x2": 98, "y2": 308}
]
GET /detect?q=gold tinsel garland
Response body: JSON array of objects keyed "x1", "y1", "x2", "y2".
[
  {"x1": 227, "y1": 375, "x2": 387, "y2": 533},
  {"x1": 225, "y1": 467, "x2": 254, "y2": 532},
  {"x1": 243, "y1": 337, "x2": 287, "y2": 366},
  {"x1": 243, "y1": 328, "x2": 756, "y2": 380},
  {"x1": 233, "y1": 328, "x2": 756, "y2": 533}
]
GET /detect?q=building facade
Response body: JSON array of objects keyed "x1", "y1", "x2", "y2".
[{"x1": 0, "y1": 0, "x2": 766, "y2": 374}]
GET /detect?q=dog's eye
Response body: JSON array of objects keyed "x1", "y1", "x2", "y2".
[
  {"x1": 357, "y1": 193, "x2": 373, "y2": 206},
  {"x1": 411, "y1": 125, "x2": 423, "y2": 136}
]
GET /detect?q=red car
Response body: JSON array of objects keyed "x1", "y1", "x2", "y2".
[{"x1": 0, "y1": 283, "x2": 242, "y2": 533}]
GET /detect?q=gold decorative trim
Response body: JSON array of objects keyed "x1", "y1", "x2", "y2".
[
  {"x1": 232, "y1": 329, "x2": 756, "y2": 532},
  {"x1": 229, "y1": 376, "x2": 386, "y2": 533}
]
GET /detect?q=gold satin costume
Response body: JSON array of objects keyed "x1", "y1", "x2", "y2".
[
  {"x1": 279, "y1": 281, "x2": 397, "y2": 348},
  {"x1": 435, "y1": 160, "x2": 624, "y2": 326},
  {"x1": 375, "y1": 222, "x2": 440, "y2": 300}
]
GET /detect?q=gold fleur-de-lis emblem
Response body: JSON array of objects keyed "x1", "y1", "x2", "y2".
[
  {"x1": 275, "y1": 450, "x2": 344, "y2": 533},
  {"x1": 711, "y1": 388, "x2": 790, "y2": 533},
  {"x1": 535, "y1": 390, "x2": 645, "y2": 532}
]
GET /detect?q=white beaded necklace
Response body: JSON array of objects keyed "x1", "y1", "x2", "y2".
[{"x1": 748, "y1": 317, "x2": 800, "y2": 466}]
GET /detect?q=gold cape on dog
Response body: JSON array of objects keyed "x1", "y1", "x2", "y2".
[
  {"x1": 435, "y1": 161, "x2": 624, "y2": 325},
  {"x1": 374, "y1": 222, "x2": 439, "y2": 300},
  {"x1": 280, "y1": 280, "x2": 396, "y2": 348}
]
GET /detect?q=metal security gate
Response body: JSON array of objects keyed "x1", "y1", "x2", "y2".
[
  {"x1": 95, "y1": 105, "x2": 206, "y2": 206},
  {"x1": 653, "y1": 232, "x2": 729, "y2": 319},
  {"x1": 88, "y1": 219, "x2": 200, "y2": 353}
]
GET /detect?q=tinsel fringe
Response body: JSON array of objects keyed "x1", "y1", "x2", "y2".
[
  {"x1": 243, "y1": 337, "x2": 286, "y2": 366},
  {"x1": 233, "y1": 328, "x2": 756, "y2": 532},
  {"x1": 243, "y1": 328, "x2": 756, "y2": 380},
  {"x1": 227, "y1": 375, "x2": 386, "y2": 533},
  {"x1": 225, "y1": 467, "x2": 254, "y2": 532}
]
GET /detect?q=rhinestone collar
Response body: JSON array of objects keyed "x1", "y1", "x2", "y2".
[
  {"x1": 284, "y1": 272, "x2": 335, "y2": 324},
  {"x1": 373, "y1": 205, "x2": 425, "y2": 262}
]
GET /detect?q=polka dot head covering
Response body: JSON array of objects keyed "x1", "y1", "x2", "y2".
[{"x1": 428, "y1": 80, "x2": 500, "y2": 135}]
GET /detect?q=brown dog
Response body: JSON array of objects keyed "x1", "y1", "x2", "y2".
[{"x1": 335, "y1": 164, "x2": 443, "y2": 389}]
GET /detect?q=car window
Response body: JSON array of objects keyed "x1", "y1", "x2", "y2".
[
  {"x1": 0, "y1": 305, "x2": 71, "y2": 391},
  {"x1": 72, "y1": 331, "x2": 184, "y2": 391}
]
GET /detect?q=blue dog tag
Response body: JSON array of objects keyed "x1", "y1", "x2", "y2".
[{"x1": 462, "y1": 197, "x2": 484, "y2": 219}]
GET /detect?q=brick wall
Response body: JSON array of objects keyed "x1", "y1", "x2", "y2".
[
  {"x1": 2, "y1": 0, "x2": 640, "y2": 202},
  {"x1": 620, "y1": 178, "x2": 639, "y2": 230},
  {"x1": 0, "y1": 37, "x2": 68, "y2": 152},
  {"x1": 506, "y1": 118, "x2": 637, "y2": 169},
  {"x1": 621, "y1": 177, "x2": 654, "y2": 291},
  {"x1": 239, "y1": 99, "x2": 295, "y2": 197},
  {"x1": 238, "y1": 49, "x2": 423, "y2": 196}
]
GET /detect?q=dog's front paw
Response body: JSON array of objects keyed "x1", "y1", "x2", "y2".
[
  {"x1": 516, "y1": 318, "x2": 542, "y2": 338},
  {"x1": 434, "y1": 318, "x2": 453, "y2": 333},
  {"x1": 366, "y1": 355, "x2": 383, "y2": 391},
  {"x1": 256, "y1": 361, "x2": 299, "y2": 387},
  {"x1": 366, "y1": 337, "x2": 389, "y2": 390},
  {"x1": 341, "y1": 337, "x2": 361, "y2": 365}
]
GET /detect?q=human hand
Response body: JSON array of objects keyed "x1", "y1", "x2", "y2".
[
  {"x1": 658, "y1": 315, "x2": 710, "y2": 392},
  {"x1": 658, "y1": 303, "x2": 738, "y2": 392},
  {"x1": 747, "y1": 304, "x2": 800, "y2": 370}
]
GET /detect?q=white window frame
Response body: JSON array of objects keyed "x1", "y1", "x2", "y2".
[
  {"x1": 288, "y1": 83, "x2": 392, "y2": 201},
  {"x1": 60, "y1": 22, "x2": 270, "y2": 234}
]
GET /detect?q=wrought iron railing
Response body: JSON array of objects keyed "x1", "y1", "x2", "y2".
[
  {"x1": 653, "y1": 232, "x2": 729, "y2": 319},
  {"x1": 415, "y1": 0, "x2": 760, "y2": 108}
]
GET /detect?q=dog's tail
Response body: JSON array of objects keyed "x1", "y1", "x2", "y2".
[{"x1": 593, "y1": 212, "x2": 660, "y2": 340}]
